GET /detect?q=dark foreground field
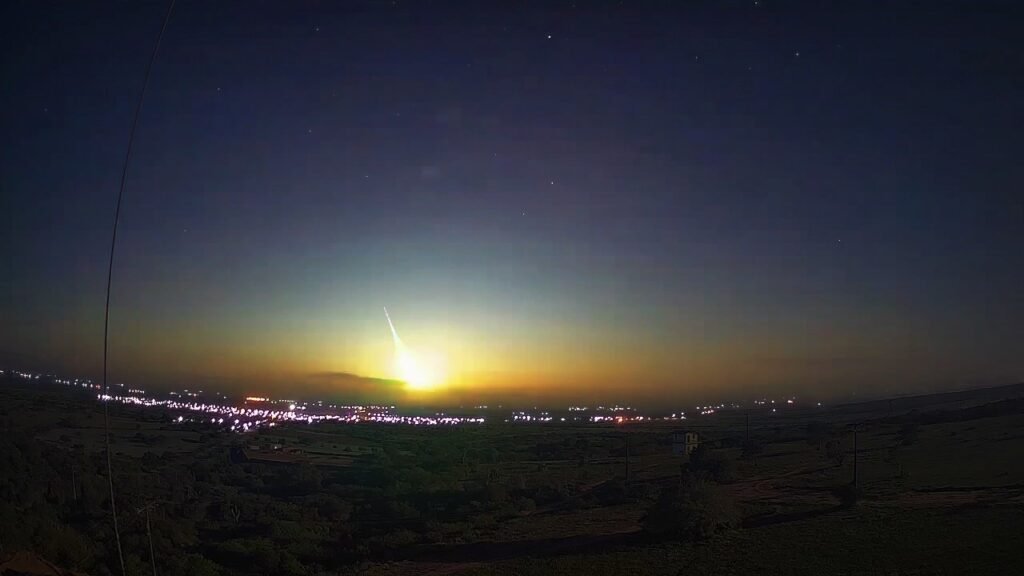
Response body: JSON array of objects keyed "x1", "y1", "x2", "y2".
[{"x1": 2, "y1": 381, "x2": 1023, "y2": 576}]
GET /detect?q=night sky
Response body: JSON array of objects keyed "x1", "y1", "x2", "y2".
[{"x1": 2, "y1": 1, "x2": 1022, "y2": 406}]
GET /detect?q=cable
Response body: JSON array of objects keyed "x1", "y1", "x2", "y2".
[{"x1": 102, "y1": 1, "x2": 176, "y2": 574}]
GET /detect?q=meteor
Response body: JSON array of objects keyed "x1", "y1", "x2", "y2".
[
  {"x1": 384, "y1": 306, "x2": 401, "y2": 346},
  {"x1": 384, "y1": 306, "x2": 441, "y2": 391}
]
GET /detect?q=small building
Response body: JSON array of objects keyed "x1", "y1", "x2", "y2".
[{"x1": 672, "y1": 430, "x2": 700, "y2": 456}]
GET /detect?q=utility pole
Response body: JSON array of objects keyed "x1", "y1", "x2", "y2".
[
  {"x1": 852, "y1": 425, "x2": 859, "y2": 488},
  {"x1": 136, "y1": 502, "x2": 159, "y2": 576},
  {"x1": 624, "y1": 432, "x2": 630, "y2": 484},
  {"x1": 146, "y1": 506, "x2": 157, "y2": 576}
]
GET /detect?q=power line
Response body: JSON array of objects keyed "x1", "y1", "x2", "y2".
[{"x1": 101, "y1": 1, "x2": 177, "y2": 573}]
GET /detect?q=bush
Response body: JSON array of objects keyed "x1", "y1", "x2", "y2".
[
  {"x1": 533, "y1": 484, "x2": 572, "y2": 506},
  {"x1": 592, "y1": 478, "x2": 628, "y2": 505},
  {"x1": 165, "y1": 553, "x2": 222, "y2": 576},
  {"x1": 32, "y1": 521, "x2": 93, "y2": 570},
  {"x1": 643, "y1": 479, "x2": 739, "y2": 540},
  {"x1": 825, "y1": 439, "x2": 845, "y2": 467},
  {"x1": 472, "y1": 513, "x2": 498, "y2": 528},
  {"x1": 310, "y1": 494, "x2": 352, "y2": 521},
  {"x1": 688, "y1": 445, "x2": 737, "y2": 484},
  {"x1": 806, "y1": 421, "x2": 835, "y2": 449},
  {"x1": 898, "y1": 421, "x2": 920, "y2": 446},
  {"x1": 211, "y1": 538, "x2": 281, "y2": 573},
  {"x1": 383, "y1": 528, "x2": 420, "y2": 548},
  {"x1": 741, "y1": 439, "x2": 763, "y2": 459},
  {"x1": 832, "y1": 483, "x2": 863, "y2": 508},
  {"x1": 686, "y1": 479, "x2": 740, "y2": 538},
  {"x1": 485, "y1": 483, "x2": 508, "y2": 504},
  {"x1": 513, "y1": 496, "x2": 536, "y2": 513}
]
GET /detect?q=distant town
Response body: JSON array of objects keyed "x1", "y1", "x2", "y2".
[{"x1": 2, "y1": 367, "x2": 821, "y2": 432}]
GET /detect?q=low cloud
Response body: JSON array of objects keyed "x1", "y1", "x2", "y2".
[{"x1": 278, "y1": 371, "x2": 405, "y2": 403}]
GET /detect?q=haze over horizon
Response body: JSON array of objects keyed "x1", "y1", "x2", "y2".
[{"x1": 3, "y1": 1, "x2": 1023, "y2": 407}]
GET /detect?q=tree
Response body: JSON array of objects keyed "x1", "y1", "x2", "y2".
[
  {"x1": 643, "y1": 478, "x2": 739, "y2": 540},
  {"x1": 687, "y1": 445, "x2": 737, "y2": 484},
  {"x1": 741, "y1": 439, "x2": 763, "y2": 460},
  {"x1": 898, "y1": 420, "x2": 920, "y2": 446},
  {"x1": 164, "y1": 553, "x2": 221, "y2": 576},
  {"x1": 291, "y1": 463, "x2": 322, "y2": 495},
  {"x1": 833, "y1": 483, "x2": 863, "y2": 508},
  {"x1": 485, "y1": 483, "x2": 508, "y2": 504},
  {"x1": 806, "y1": 421, "x2": 835, "y2": 450},
  {"x1": 32, "y1": 521, "x2": 94, "y2": 570},
  {"x1": 826, "y1": 439, "x2": 845, "y2": 467}
]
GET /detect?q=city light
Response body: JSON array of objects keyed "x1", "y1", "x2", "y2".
[{"x1": 4, "y1": 366, "x2": 818, "y2": 433}]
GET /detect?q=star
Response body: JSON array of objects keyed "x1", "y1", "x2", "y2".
[
  {"x1": 547, "y1": 34, "x2": 552, "y2": 40},
  {"x1": 794, "y1": 51, "x2": 801, "y2": 57}
]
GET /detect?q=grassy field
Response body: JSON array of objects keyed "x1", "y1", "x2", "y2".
[
  {"x1": 3, "y1": 380, "x2": 1023, "y2": 575},
  {"x1": 0, "y1": 384, "x2": 204, "y2": 457},
  {"x1": 455, "y1": 506, "x2": 1024, "y2": 576},
  {"x1": 359, "y1": 387, "x2": 1024, "y2": 576}
]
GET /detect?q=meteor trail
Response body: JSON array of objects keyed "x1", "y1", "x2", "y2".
[
  {"x1": 384, "y1": 306, "x2": 401, "y2": 345},
  {"x1": 384, "y1": 307, "x2": 442, "y2": 391}
]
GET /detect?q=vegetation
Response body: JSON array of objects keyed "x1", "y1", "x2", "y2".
[
  {"x1": 642, "y1": 475, "x2": 739, "y2": 540},
  {"x1": 685, "y1": 444, "x2": 736, "y2": 484},
  {"x1": 831, "y1": 483, "x2": 863, "y2": 508},
  {"x1": 898, "y1": 420, "x2": 920, "y2": 446},
  {"x1": 2, "y1": 382, "x2": 1024, "y2": 575},
  {"x1": 740, "y1": 438, "x2": 763, "y2": 460}
]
